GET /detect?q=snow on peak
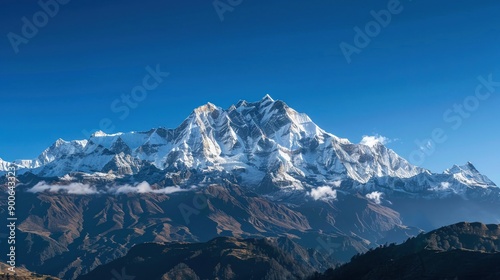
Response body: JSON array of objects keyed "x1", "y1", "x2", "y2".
[
  {"x1": 194, "y1": 102, "x2": 219, "y2": 114},
  {"x1": 444, "y1": 162, "x2": 495, "y2": 188},
  {"x1": 463, "y1": 162, "x2": 479, "y2": 172},
  {"x1": 55, "y1": 138, "x2": 67, "y2": 146},
  {"x1": 445, "y1": 162, "x2": 479, "y2": 175},
  {"x1": 92, "y1": 130, "x2": 108, "y2": 137},
  {"x1": 3, "y1": 95, "x2": 493, "y2": 196},
  {"x1": 261, "y1": 94, "x2": 275, "y2": 103},
  {"x1": 0, "y1": 158, "x2": 13, "y2": 172}
]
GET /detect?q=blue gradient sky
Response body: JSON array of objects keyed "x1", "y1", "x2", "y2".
[{"x1": 1, "y1": 0, "x2": 499, "y2": 183}]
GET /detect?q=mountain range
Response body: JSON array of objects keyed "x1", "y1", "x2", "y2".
[
  {"x1": 1, "y1": 95, "x2": 496, "y2": 197},
  {"x1": 77, "y1": 236, "x2": 333, "y2": 280},
  {"x1": 0, "y1": 95, "x2": 498, "y2": 279},
  {"x1": 75, "y1": 222, "x2": 500, "y2": 280}
]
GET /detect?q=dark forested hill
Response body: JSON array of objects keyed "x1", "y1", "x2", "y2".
[
  {"x1": 310, "y1": 222, "x2": 500, "y2": 280},
  {"x1": 77, "y1": 236, "x2": 336, "y2": 280}
]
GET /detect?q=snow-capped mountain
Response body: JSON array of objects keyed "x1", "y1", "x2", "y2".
[
  {"x1": 444, "y1": 162, "x2": 496, "y2": 188},
  {"x1": 1, "y1": 96, "x2": 498, "y2": 279},
  {"x1": 12, "y1": 138, "x2": 89, "y2": 169},
  {"x1": 1, "y1": 95, "x2": 496, "y2": 197},
  {"x1": 0, "y1": 158, "x2": 12, "y2": 171},
  {"x1": 356, "y1": 161, "x2": 498, "y2": 200}
]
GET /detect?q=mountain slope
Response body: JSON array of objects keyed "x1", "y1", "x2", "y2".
[
  {"x1": 310, "y1": 222, "x2": 500, "y2": 280},
  {"x1": 0, "y1": 262, "x2": 60, "y2": 280},
  {"x1": 1, "y1": 181, "x2": 381, "y2": 279},
  {"x1": 77, "y1": 237, "x2": 328, "y2": 280}
]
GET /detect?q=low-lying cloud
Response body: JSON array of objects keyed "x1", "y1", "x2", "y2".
[
  {"x1": 366, "y1": 191, "x2": 383, "y2": 204},
  {"x1": 28, "y1": 181, "x2": 188, "y2": 195},
  {"x1": 308, "y1": 186, "x2": 337, "y2": 201},
  {"x1": 28, "y1": 182, "x2": 98, "y2": 194},
  {"x1": 430, "y1": 182, "x2": 451, "y2": 192},
  {"x1": 110, "y1": 181, "x2": 187, "y2": 194},
  {"x1": 331, "y1": 180, "x2": 342, "y2": 188}
]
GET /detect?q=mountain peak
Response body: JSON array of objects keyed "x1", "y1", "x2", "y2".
[
  {"x1": 233, "y1": 95, "x2": 277, "y2": 110},
  {"x1": 54, "y1": 138, "x2": 67, "y2": 146},
  {"x1": 464, "y1": 161, "x2": 478, "y2": 171},
  {"x1": 92, "y1": 130, "x2": 108, "y2": 137},
  {"x1": 261, "y1": 94, "x2": 275, "y2": 102},
  {"x1": 444, "y1": 162, "x2": 495, "y2": 188},
  {"x1": 195, "y1": 102, "x2": 217, "y2": 112},
  {"x1": 445, "y1": 162, "x2": 480, "y2": 175}
]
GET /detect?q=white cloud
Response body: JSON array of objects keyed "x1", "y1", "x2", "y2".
[
  {"x1": 308, "y1": 186, "x2": 337, "y2": 201},
  {"x1": 112, "y1": 181, "x2": 150, "y2": 194},
  {"x1": 360, "y1": 135, "x2": 391, "y2": 147},
  {"x1": 28, "y1": 181, "x2": 188, "y2": 195},
  {"x1": 28, "y1": 182, "x2": 98, "y2": 194},
  {"x1": 331, "y1": 180, "x2": 342, "y2": 188},
  {"x1": 366, "y1": 191, "x2": 383, "y2": 204},
  {"x1": 431, "y1": 182, "x2": 451, "y2": 192},
  {"x1": 111, "y1": 181, "x2": 188, "y2": 194}
]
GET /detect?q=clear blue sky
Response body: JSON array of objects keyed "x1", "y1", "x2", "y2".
[{"x1": 1, "y1": 0, "x2": 499, "y2": 183}]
